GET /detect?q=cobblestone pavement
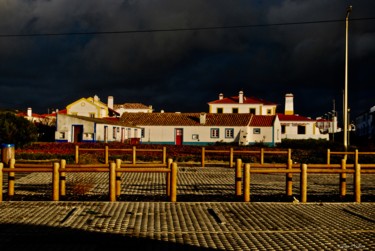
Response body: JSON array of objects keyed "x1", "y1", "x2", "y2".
[{"x1": 0, "y1": 166, "x2": 374, "y2": 250}]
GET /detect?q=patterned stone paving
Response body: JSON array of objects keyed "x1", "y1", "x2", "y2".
[{"x1": 0, "y1": 166, "x2": 374, "y2": 250}]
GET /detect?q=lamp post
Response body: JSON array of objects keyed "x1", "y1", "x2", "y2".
[{"x1": 343, "y1": 5, "x2": 352, "y2": 151}]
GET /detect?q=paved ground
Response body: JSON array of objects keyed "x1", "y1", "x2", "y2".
[{"x1": 0, "y1": 166, "x2": 374, "y2": 250}]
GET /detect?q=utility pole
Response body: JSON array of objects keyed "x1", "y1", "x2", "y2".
[{"x1": 343, "y1": 5, "x2": 352, "y2": 151}]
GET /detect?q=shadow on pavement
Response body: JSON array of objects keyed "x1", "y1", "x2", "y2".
[{"x1": 0, "y1": 223, "x2": 216, "y2": 251}]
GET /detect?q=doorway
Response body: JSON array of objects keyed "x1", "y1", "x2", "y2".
[
  {"x1": 73, "y1": 125, "x2": 83, "y2": 143},
  {"x1": 175, "y1": 128, "x2": 183, "y2": 145}
]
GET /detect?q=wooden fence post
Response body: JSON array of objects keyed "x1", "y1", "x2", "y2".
[
  {"x1": 0, "y1": 163, "x2": 3, "y2": 202},
  {"x1": 340, "y1": 158, "x2": 347, "y2": 197},
  {"x1": 52, "y1": 162, "x2": 60, "y2": 201},
  {"x1": 243, "y1": 164, "x2": 250, "y2": 202},
  {"x1": 300, "y1": 164, "x2": 307, "y2": 203},
  {"x1": 235, "y1": 159, "x2": 242, "y2": 196},
  {"x1": 166, "y1": 158, "x2": 173, "y2": 196},
  {"x1": 170, "y1": 162, "x2": 178, "y2": 202},
  {"x1": 60, "y1": 159, "x2": 66, "y2": 196},
  {"x1": 8, "y1": 158, "x2": 15, "y2": 197},
  {"x1": 75, "y1": 145, "x2": 79, "y2": 164},
  {"x1": 163, "y1": 147, "x2": 167, "y2": 164},
  {"x1": 286, "y1": 158, "x2": 293, "y2": 196},
  {"x1": 327, "y1": 149, "x2": 330, "y2": 165},
  {"x1": 354, "y1": 163, "x2": 361, "y2": 203},
  {"x1": 288, "y1": 148, "x2": 292, "y2": 162},
  {"x1": 355, "y1": 149, "x2": 359, "y2": 166},
  {"x1": 109, "y1": 162, "x2": 116, "y2": 202},
  {"x1": 260, "y1": 148, "x2": 264, "y2": 164},
  {"x1": 105, "y1": 145, "x2": 109, "y2": 164},
  {"x1": 230, "y1": 148, "x2": 234, "y2": 168},
  {"x1": 132, "y1": 146, "x2": 136, "y2": 164},
  {"x1": 201, "y1": 147, "x2": 205, "y2": 167},
  {"x1": 116, "y1": 159, "x2": 122, "y2": 196}
]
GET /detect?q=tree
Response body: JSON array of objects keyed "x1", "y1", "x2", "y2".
[{"x1": 0, "y1": 112, "x2": 38, "y2": 148}]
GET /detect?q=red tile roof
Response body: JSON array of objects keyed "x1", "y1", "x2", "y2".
[
  {"x1": 277, "y1": 113, "x2": 315, "y2": 122},
  {"x1": 208, "y1": 96, "x2": 276, "y2": 105},
  {"x1": 120, "y1": 113, "x2": 254, "y2": 127},
  {"x1": 114, "y1": 103, "x2": 149, "y2": 109},
  {"x1": 250, "y1": 115, "x2": 276, "y2": 127}
]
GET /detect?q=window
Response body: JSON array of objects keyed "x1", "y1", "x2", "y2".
[
  {"x1": 211, "y1": 128, "x2": 219, "y2": 138},
  {"x1": 113, "y1": 127, "x2": 117, "y2": 139},
  {"x1": 141, "y1": 128, "x2": 145, "y2": 138},
  {"x1": 249, "y1": 108, "x2": 256, "y2": 114},
  {"x1": 59, "y1": 132, "x2": 65, "y2": 139},
  {"x1": 253, "y1": 128, "x2": 261, "y2": 134},
  {"x1": 232, "y1": 108, "x2": 239, "y2": 113},
  {"x1": 89, "y1": 113, "x2": 95, "y2": 118},
  {"x1": 192, "y1": 134, "x2": 199, "y2": 140},
  {"x1": 267, "y1": 109, "x2": 272, "y2": 115},
  {"x1": 225, "y1": 128, "x2": 234, "y2": 138},
  {"x1": 281, "y1": 125, "x2": 286, "y2": 134},
  {"x1": 298, "y1": 125, "x2": 306, "y2": 134},
  {"x1": 217, "y1": 108, "x2": 223, "y2": 113}
]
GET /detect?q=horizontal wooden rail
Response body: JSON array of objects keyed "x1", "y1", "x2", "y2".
[
  {"x1": 239, "y1": 159, "x2": 368, "y2": 203},
  {"x1": 75, "y1": 145, "x2": 167, "y2": 165},
  {"x1": 0, "y1": 158, "x2": 177, "y2": 203},
  {"x1": 327, "y1": 149, "x2": 375, "y2": 165},
  {"x1": 202, "y1": 147, "x2": 292, "y2": 167}
]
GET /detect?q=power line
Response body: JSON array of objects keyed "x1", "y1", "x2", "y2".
[{"x1": 0, "y1": 17, "x2": 374, "y2": 38}]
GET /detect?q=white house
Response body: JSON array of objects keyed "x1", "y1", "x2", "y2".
[
  {"x1": 66, "y1": 95, "x2": 119, "y2": 118},
  {"x1": 55, "y1": 114, "x2": 140, "y2": 143},
  {"x1": 113, "y1": 103, "x2": 153, "y2": 115},
  {"x1": 120, "y1": 112, "x2": 281, "y2": 146},
  {"x1": 208, "y1": 91, "x2": 277, "y2": 115},
  {"x1": 66, "y1": 95, "x2": 152, "y2": 118},
  {"x1": 278, "y1": 93, "x2": 329, "y2": 140}
]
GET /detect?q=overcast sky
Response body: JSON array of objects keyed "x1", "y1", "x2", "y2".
[{"x1": 0, "y1": 0, "x2": 374, "y2": 121}]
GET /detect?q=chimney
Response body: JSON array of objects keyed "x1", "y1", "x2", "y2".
[
  {"x1": 239, "y1": 91, "x2": 244, "y2": 104},
  {"x1": 94, "y1": 95, "x2": 99, "y2": 102},
  {"x1": 284, "y1": 93, "x2": 294, "y2": 115},
  {"x1": 107, "y1": 96, "x2": 114, "y2": 109},
  {"x1": 200, "y1": 112, "x2": 206, "y2": 125},
  {"x1": 219, "y1": 93, "x2": 224, "y2": 100},
  {"x1": 27, "y1": 107, "x2": 32, "y2": 117}
]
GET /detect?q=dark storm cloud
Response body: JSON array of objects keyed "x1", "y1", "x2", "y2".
[{"x1": 0, "y1": 0, "x2": 374, "y2": 119}]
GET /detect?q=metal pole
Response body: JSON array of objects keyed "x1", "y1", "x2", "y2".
[{"x1": 344, "y1": 5, "x2": 352, "y2": 151}]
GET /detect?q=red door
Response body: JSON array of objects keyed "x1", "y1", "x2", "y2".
[
  {"x1": 73, "y1": 125, "x2": 83, "y2": 143},
  {"x1": 175, "y1": 129, "x2": 183, "y2": 145}
]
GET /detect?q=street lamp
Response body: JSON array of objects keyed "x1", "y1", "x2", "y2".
[{"x1": 343, "y1": 5, "x2": 352, "y2": 151}]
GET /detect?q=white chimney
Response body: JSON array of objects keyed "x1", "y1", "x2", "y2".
[
  {"x1": 27, "y1": 107, "x2": 32, "y2": 117},
  {"x1": 200, "y1": 112, "x2": 206, "y2": 125},
  {"x1": 107, "y1": 96, "x2": 114, "y2": 109},
  {"x1": 285, "y1": 93, "x2": 294, "y2": 115},
  {"x1": 219, "y1": 93, "x2": 224, "y2": 100},
  {"x1": 94, "y1": 95, "x2": 99, "y2": 102},
  {"x1": 239, "y1": 91, "x2": 244, "y2": 104}
]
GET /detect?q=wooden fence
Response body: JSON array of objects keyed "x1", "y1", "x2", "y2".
[
  {"x1": 201, "y1": 147, "x2": 292, "y2": 167},
  {"x1": 0, "y1": 158, "x2": 177, "y2": 202},
  {"x1": 235, "y1": 158, "x2": 375, "y2": 203},
  {"x1": 327, "y1": 149, "x2": 375, "y2": 164},
  {"x1": 75, "y1": 145, "x2": 167, "y2": 165}
]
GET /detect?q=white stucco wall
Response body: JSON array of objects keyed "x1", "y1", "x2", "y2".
[
  {"x1": 209, "y1": 103, "x2": 276, "y2": 115},
  {"x1": 140, "y1": 126, "x2": 244, "y2": 145},
  {"x1": 281, "y1": 121, "x2": 329, "y2": 140}
]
